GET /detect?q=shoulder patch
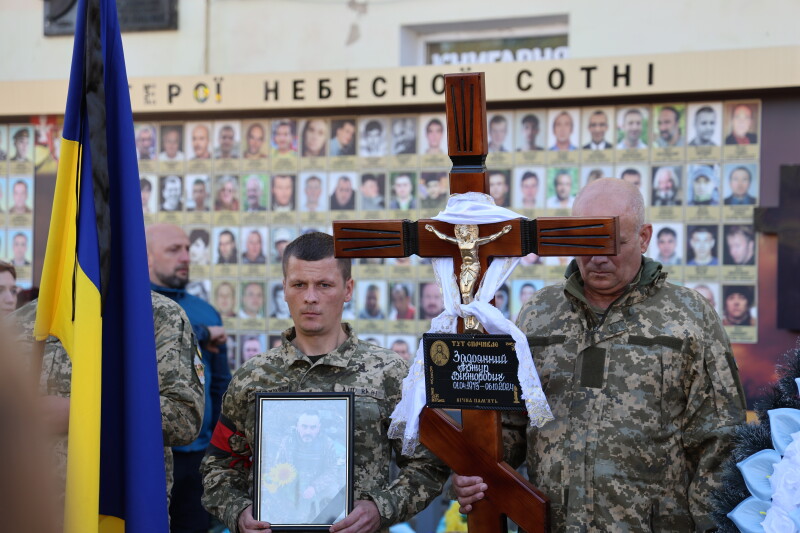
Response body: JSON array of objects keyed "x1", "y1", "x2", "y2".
[{"x1": 194, "y1": 347, "x2": 205, "y2": 385}]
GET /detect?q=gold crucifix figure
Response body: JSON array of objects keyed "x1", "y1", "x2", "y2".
[{"x1": 425, "y1": 223, "x2": 512, "y2": 332}]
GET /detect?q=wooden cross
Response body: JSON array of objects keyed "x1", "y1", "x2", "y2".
[
  {"x1": 754, "y1": 165, "x2": 800, "y2": 331},
  {"x1": 333, "y1": 73, "x2": 619, "y2": 532}
]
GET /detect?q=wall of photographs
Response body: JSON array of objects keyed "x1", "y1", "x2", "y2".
[{"x1": 0, "y1": 100, "x2": 761, "y2": 371}]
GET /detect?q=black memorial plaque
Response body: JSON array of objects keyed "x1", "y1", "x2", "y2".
[
  {"x1": 423, "y1": 333, "x2": 525, "y2": 411},
  {"x1": 45, "y1": 0, "x2": 178, "y2": 36}
]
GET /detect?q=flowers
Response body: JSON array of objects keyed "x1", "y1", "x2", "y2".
[{"x1": 262, "y1": 462, "x2": 297, "y2": 494}]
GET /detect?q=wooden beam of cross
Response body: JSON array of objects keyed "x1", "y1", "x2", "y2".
[
  {"x1": 754, "y1": 165, "x2": 800, "y2": 331},
  {"x1": 333, "y1": 73, "x2": 619, "y2": 533}
]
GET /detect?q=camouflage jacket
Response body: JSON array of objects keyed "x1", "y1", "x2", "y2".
[
  {"x1": 201, "y1": 324, "x2": 448, "y2": 533},
  {"x1": 510, "y1": 258, "x2": 746, "y2": 533},
  {"x1": 11, "y1": 292, "x2": 204, "y2": 500}
]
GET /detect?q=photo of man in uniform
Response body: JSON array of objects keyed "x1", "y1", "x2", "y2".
[
  {"x1": 10, "y1": 231, "x2": 31, "y2": 266},
  {"x1": 420, "y1": 173, "x2": 447, "y2": 210},
  {"x1": 724, "y1": 165, "x2": 757, "y2": 205},
  {"x1": 583, "y1": 110, "x2": 612, "y2": 150},
  {"x1": 8, "y1": 180, "x2": 32, "y2": 214},
  {"x1": 10, "y1": 128, "x2": 31, "y2": 162},
  {"x1": 616, "y1": 108, "x2": 648, "y2": 149},
  {"x1": 688, "y1": 167, "x2": 719, "y2": 206}
]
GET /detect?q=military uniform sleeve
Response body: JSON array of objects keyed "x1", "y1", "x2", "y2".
[
  {"x1": 201, "y1": 375, "x2": 254, "y2": 533},
  {"x1": 364, "y1": 358, "x2": 449, "y2": 527},
  {"x1": 683, "y1": 299, "x2": 747, "y2": 532},
  {"x1": 153, "y1": 298, "x2": 204, "y2": 447}
]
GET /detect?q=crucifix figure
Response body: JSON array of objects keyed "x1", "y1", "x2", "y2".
[{"x1": 333, "y1": 72, "x2": 619, "y2": 532}]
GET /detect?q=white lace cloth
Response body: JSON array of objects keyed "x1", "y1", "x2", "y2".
[{"x1": 388, "y1": 192, "x2": 554, "y2": 455}]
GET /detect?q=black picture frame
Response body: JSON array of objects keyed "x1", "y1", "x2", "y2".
[{"x1": 253, "y1": 392, "x2": 354, "y2": 530}]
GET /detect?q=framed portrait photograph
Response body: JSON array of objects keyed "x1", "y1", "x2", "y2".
[{"x1": 253, "y1": 392, "x2": 354, "y2": 530}]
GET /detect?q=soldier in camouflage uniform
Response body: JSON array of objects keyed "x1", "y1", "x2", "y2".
[
  {"x1": 454, "y1": 178, "x2": 746, "y2": 532},
  {"x1": 201, "y1": 232, "x2": 448, "y2": 533},
  {"x1": 10, "y1": 291, "x2": 205, "y2": 516}
]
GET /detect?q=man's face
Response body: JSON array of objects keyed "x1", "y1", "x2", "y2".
[
  {"x1": 523, "y1": 120, "x2": 539, "y2": 147},
  {"x1": 192, "y1": 125, "x2": 210, "y2": 157},
  {"x1": 392, "y1": 286, "x2": 410, "y2": 312},
  {"x1": 588, "y1": 112, "x2": 608, "y2": 143},
  {"x1": 219, "y1": 127, "x2": 235, "y2": 156},
  {"x1": 219, "y1": 233, "x2": 234, "y2": 259},
  {"x1": 555, "y1": 174, "x2": 572, "y2": 201},
  {"x1": 246, "y1": 178, "x2": 262, "y2": 208},
  {"x1": 490, "y1": 120, "x2": 507, "y2": 146},
  {"x1": 336, "y1": 122, "x2": 355, "y2": 147},
  {"x1": 421, "y1": 283, "x2": 444, "y2": 318},
  {"x1": 136, "y1": 128, "x2": 153, "y2": 157},
  {"x1": 163, "y1": 179, "x2": 181, "y2": 207},
  {"x1": 655, "y1": 171, "x2": 676, "y2": 198},
  {"x1": 725, "y1": 292, "x2": 749, "y2": 321},
  {"x1": 520, "y1": 285, "x2": 535, "y2": 305},
  {"x1": 695, "y1": 110, "x2": 716, "y2": 142},
  {"x1": 148, "y1": 226, "x2": 190, "y2": 289},
  {"x1": 361, "y1": 179, "x2": 378, "y2": 199},
  {"x1": 274, "y1": 125, "x2": 292, "y2": 152},
  {"x1": 658, "y1": 108, "x2": 679, "y2": 144},
  {"x1": 732, "y1": 105, "x2": 753, "y2": 138},
  {"x1": 393, "y1": 176, "x2": 412, "y2": 200},
  {"x1": 13, "y1": 235, "x2": 26, "y2": 262},
  {"x1": 283, "y1": 256, "x2": 353, "y2": 338},
  {"x1": 242, "y1": 340, "x2": 261, "y2": 360},
  {"x1": 657, "y1": 233, "x2": 676, "y2": 258},
  {"x1": 14, "y1": 134, "x2": 28, "y2": 156},
  {"x1": 690, "y1": 230, "x2": 714, "y2": 261},
  {"x1": 247, "y1": 125, "x2": 265, "y2": 155},
  {"x1": 727, "y1": 233, "x2": 754, "y2": 264},
  {"x1": 246, "y1": 231, "x2": 262, "y2": 258},
  {"x1": 192, "y1": 182, "x2": 207, "y2": 209},
  {"x1": 305, "y1": 178, "x2": 322, "y2": 202},
  {"x1": 275, "y1": 240, "x2": 288, "y2": 260},
  {"x1": 141, "y1": 184, "x2": 151, "y2": 209},
  {"x1": 693, "y1": 176, "x2": 713, "y2": 203},
  {"x1": 215, "y1": 284, "x2": 235, "y2": 314},
  {"x1": 219, "y1": 180, "x2": 235, "y2": 206},
  {"x1": 304, "y1": 120, "x2": 327, "y2": 154},
  {"x1": 489, "y1": 174, "x2": 508, "y2": 204},
  {"x1": 623, "y1": 111, "x2": 643, "y2": 143},
  {"x1": 426, "y1": 179, "x2": 442, "y2": 199},
  {"x1": 364, "y1": 127, "x2": 382, "y2": 152},
  {"x1": 272, "y1": 176, "x2": 293, "y2": 206},
  {"x1": 12, "y1": 182, "x2": 26, "y2": 208},
  {"x1": 426, "y1": 122, "x2": 443, "y2": 148},
  {"x1": 365, "y1": 288, "x2": 380, "y2": 314},
  {"x1": 296, "y1": 414, "x2": 321, "y2": 443},
  {"x1": 163, "y1": 130, "x2": 180, "y2": 158},
  {"x1": 334, "y1": 178, "x2": 354, "y2": 206},
  {"x1": 391, "y1": 341, "x2": 410, "y2": 361},
  {"x1": 494, "y1": 289, "x2": 508, "y2": 310},
  {"x1": 730, "y1": 169, "x2": 751, "y2": 197},
  {"x1": 553, "y1": 113, "x2": 573, "y2": 143},
  {"x1": 243, "y1": 283, "x2": 264, "y2": 315},
  {"x1": 521, "y1": 176, "x2": 538, "y2": 203},
  {"x1": 621, "y1": 172, "x2": 641, "y2": 188}
]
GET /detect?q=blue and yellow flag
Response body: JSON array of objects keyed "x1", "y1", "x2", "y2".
[{"x1": 34, "y1": 0, "x2": 168, "y2": 531}]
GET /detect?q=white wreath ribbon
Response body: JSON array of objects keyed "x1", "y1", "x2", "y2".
[{"x1": 388, "y1": 192, "x2": 554, "y2": 455}]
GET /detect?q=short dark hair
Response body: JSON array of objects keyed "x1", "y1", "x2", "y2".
[
  {"x1": 426, "y1": 118, "x2": 443, "y2": 132},
  {"x1": 140, "y1": 178, "x2": 152, "y2": 192},
  {"x1": 0, "y1": 261, "x2": 17, "y2": 281},
  {"x1": 365, "y1": 120, "x2": 382, "y2": 134},
  {"x1": 188, "y1": 228, "x2": 209, "y2": 246},
  {"x1": 521, "y1": 114, "x2": 540, "y2": 128},
  {"x1": 521, "y1": 171, "x2": 538, "y2": 184},
  {"x1": 726, "y1": 225, "x2": 754, "y2": 243},
  {"x1": 661, "y1": 106, "x2": 681, "y2": 122},
  {"x1": 621, "y1": 168, "x2": 641, "y2": 179},
  {"x1": 730, "y1": 166, "x2": 752, "y2": 183},
  {"x1": 489, "y1": 115, "x2": 507, "y2": 128},
  {"x1": 12, "y1": 128, "x2": 29, "y2": 141},
  {"x1": 282, "y1": 231, "x2": 351, "y2": 281},
  {"x1": 657, "y1": 227, "x2": 677, "y2": 240},
  {"x1": 724, "y1": 285, "x2": 753, "y2": 307},
  {"x1": 695, "y1": 105, "x2": 715, "y2": 117}
]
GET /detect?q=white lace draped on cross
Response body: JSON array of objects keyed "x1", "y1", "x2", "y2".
[{"x1": 388, "y1": 192, "x2": 554, "y2": 456}]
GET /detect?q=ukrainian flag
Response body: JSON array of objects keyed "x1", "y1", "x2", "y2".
[{"x1": 34, "y1": 0, "x2": 169, "y2": 531}]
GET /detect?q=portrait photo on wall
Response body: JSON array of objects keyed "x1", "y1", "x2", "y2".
[
  {"x1": 419, "y1": 172, "x2": 448, "y2": 210},
  {"x1": 419, "y1": 114, "x2": 447, "y2": 155},
  {"x1": 139, "y1": 174, "x2": 157, "y2": 214},
  {"x1": 329, "y1": 172, "x2": 357, "y2": 211},
  {"x1": 581, "y1": 107, "x2": 614, "y2": 150},
  {"x1": 298, "y1": 172, "x2": 327, "y2": 213},
  {"x1": 687, "y1": 164, "x2": 720, "y2": 206},
  {"x1": 359, "y1": 173, "x2": 386, "y2": 211},
  {"x1": 358, "y1": 117, "x2": 388, "y2": 157},
  {"x1": 615, "y1": 165, "x2": 649, "y2": 200},
  {"x1": 513, "y1": 167, "x2": 545, "y2": 209},
  {"x1": 214, "y1": 175, "x2": 241, "y2": 211},
  {"x1": 511, "y1": 279, "x2": 542, "y2": 322},
  {"x1": 271, "y1": 174, "x2": 296, "y2": 212},
  {"x1": 722, "y1": 285, "x2": 757, "y2": 327},
  {"x1": 271, "y1": 226, "x2": 297, "y2": 263},
  {"x1": 653, "y1": 104, "x2": 686, "y2": 148},
  {"x1": 648, "y1": 223, "x2": 684, "y2": 266},
  {"x1": 487, "y1": 169, "x2": 511, "y2": 207},
  {"x1": 242, "y1": 120, "x2": 269, "y2": 160},
  {"x1": 271, "y1": 119, "x2": 298, "y2": 159},
  {"x1": 240, "y1": 333, "x2": 267, "y2": 364},
  {"x1": 268, "y1": 279, "x2": 291, "y2": 319},
  {"x1": 686, "y1": 102, "x2": 722, "y2": 146},
  {"x1": 242, "y1": 174, "x2": 268, "y2": 212},
  {"x1": 686, "y1": 224, "x2": 719, "y2": 266},
  {"x1": 581, "y1": 166, "x2": 612, "y2": 187},
  {"x1": 300, "y1": 118, "x2": 329, "y2": 158},
  {"x1": 723, "y1": 224, "x2": 756, "y2": 266},
  {"x1": 158, "y1": 175, "x2": 184, "y2": 212},
  {"x1": 487, "y1": 112, "x2": 513, "y2": 153},
  {"x1": 185, "y1": 174, "x2": 211, "y2": 212},
  {"x1": 723, "y1": 163, "x2": 758, "y2": 205},
  {"x1": 615, "y1": 106, "x2": 649, "y2": 149},
  {"x1": 7, "y1": 177, "x2": 33, "y2": 214},
  {"x1": 241, "y1": 227, "x2": 268, "y2": 265},
  {"x1": 547, "y1": 109, "x2": 579, "y2": 151},
  {"x1": 7, "y1": 228, "x2": 32, "y2": 266},
  {"x1": 159, "y1": 124, "x2": 185, "y2": 162},
  {"x1": 213, "y1": 280, "x2": 238, "y2": 319},
  {"x1": 213, "y1": 227, "x2": 240, "y2": 265},
  {"x1": 134, "y1": 122, "x2": 157, "y2": 161},
  {"x1": 185, "y1": 279, "x2": 211, "y2": 303},
  {"x1": 651, "y1": 166, "x2": 683, "y2": 206},
  {"x1": 516, "y1": 110, "x2": 546, "y2": 151},
  {"x1": 687, "y1": 282, "x2": 721, "y2": 315},
  {"x1": 390, "y1": 116, "x2": 417, "y2": 155},
  {"x1": 329, "y1": 118, "x2": 357, "y2": 156},
  {"x1": 388, "y1": 281, "x2": 417, "y2": 320},
  {"x1": 185, "y1": 121, "x2": 213, "y2": 160},
  {"x1": 0, "y1": 124, "x2": 7, "y2": 160},
  {"x1": 187, "y1": 226, "x2": 212, "y2": 266},
  {"x1": 253, "y1": 393, "x2": 354, "y2": 526},
  {"x1": 213, "y1": 121, "x2": 242, "y2": 159},
  {"x1": 724, "y1": 101, "x2": 760, "y2": 145},
  {"x1": 0, "y1": 177, "x2": 6, "y2": 212},
  {"x1": 387, "y1": 335, "x2": 416, "y2": 363},
  {"x1": 418, "y1": 280, "x2": 445, "y2": 321},
  {"x1": 8, "y1": 125, "x2": 34, "y2": 162},
  {"x1": 356, "y1": 280, "x2": 388, "y2": 320},
  {"x1": 545, "y1": 167, "x2": 578, "y2": 209}
]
